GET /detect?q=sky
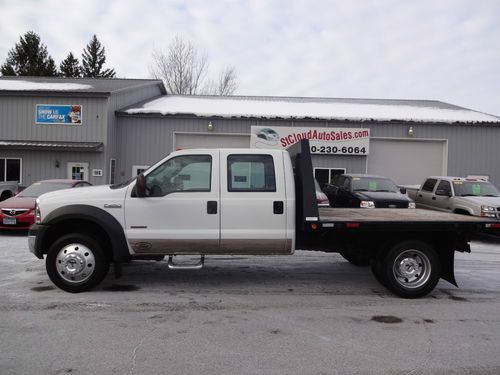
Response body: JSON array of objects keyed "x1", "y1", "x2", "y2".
[{"x1": 0, "y1": 0, "x2": 499, "y2": 116}]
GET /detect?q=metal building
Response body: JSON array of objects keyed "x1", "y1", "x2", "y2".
[
  {"x1": 0, "y1": 77, "x2": 164, "y2": 185},
  {"x1": 1, "y1": 76, "x2": 499, "y2": 187}
]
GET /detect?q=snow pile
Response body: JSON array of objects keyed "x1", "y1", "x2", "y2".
[
  {"x1": 125, "y1": 96, "x2": 499, "y2": 123},
  {"x1": 0, "y1": 80, "x2": 92, "y2": 91}
]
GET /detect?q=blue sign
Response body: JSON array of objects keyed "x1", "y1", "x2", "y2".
[{"x1": 36, "y1": 105, "x2": 82, "y2": 125}]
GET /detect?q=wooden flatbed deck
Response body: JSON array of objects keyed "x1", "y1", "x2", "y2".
[{"x1": 318, "y1": 208, "x2": 495, "y2": 224}]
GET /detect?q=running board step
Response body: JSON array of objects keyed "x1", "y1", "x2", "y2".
[{"x1": 167, "y1": 255, "x2": 205, "y2": 270}]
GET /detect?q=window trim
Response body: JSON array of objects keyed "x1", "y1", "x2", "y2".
[{"x1": 227, "y1": 154, "x2": 276, "y2": 193}]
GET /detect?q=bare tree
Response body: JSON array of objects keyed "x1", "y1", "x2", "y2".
[
  {"x1": 150, "y1": 36, "x2": 208, "y2": 95},
  {"x1": 150, "y1": 36, "x2": 238, "y2": 95},
  {"x1": 211, "y1": 66, "x2": 239, "y2": 95}
]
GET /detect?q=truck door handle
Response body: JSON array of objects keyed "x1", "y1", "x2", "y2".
[
  {"x1": 432, "y1": 197, "x2": 436, "y2": 200},
  {"x1": 418, "y1": 194, "x2": 423, "y2": 198},
  {"x1": 207, "y1": 201, "x2": 217, "y2": 214},
  {"x1": 273, "y1": 201, "x2": 284, "y2": 214}
]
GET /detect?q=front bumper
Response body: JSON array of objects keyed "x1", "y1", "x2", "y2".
[{"x1": 28, "y1": 224, "x2": 48, "y2": 259}]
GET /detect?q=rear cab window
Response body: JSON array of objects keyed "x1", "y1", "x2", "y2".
[{"x1": 227, "y1": 154, "x2": 276, "y2": 192}]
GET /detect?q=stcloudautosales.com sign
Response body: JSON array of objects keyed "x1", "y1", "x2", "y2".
[{"x1": 250, "y1": 126, "x2": 370, "y2": 155}]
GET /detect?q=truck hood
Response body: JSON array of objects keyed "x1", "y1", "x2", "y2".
[
  {"x1": 39, "y1": 185, "x2": 124, "y2": 206},
  {"x1": 454, "y1": 196, "x2": 500, "y2": 206},
  {"x1": 355, "y1": 191, "x2": 412, "y2": 203}
]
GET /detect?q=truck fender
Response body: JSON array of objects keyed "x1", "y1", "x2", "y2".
[{"x1": 42, "y1": 205, "x2": 131, "y2": 263}]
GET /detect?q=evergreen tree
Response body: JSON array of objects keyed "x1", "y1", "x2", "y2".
[
  {"x1": 59, "y1": 52, "x2": 81, "y2": 77},
  {"x1": 81, "y1": 35, "x2": 116, "y2": 78},
  {"x1": 1, "y1": 31, "x2": 57, "y2": 76}
]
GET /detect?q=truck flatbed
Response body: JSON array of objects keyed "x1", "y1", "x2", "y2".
[{"x1": 318, "y1": 207, "x2": 494, "y2": 223}]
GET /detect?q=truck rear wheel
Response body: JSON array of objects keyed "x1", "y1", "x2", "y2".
[
  {"x1": 46, "y1": 233, "x2": 109, "y2": 293},
  {"x1": 381, "y1": 240, "x2": 440, "y2": 298}
]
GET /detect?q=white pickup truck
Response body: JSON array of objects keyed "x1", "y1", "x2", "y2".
[
  {"x1": 407, "y1": 176, "x2": 500, "y2": 218},
  {"x1": 28, "y1": 141, "x2": 500, "y2": 298},
  {"x1": 0, "y1": 181, "x2": 19, "y2": 201}
]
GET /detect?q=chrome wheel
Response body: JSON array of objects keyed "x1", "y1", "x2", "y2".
[
  {"x1": 392, "y1": 249, "x2": 431, "y2": 289},
  {"x1": 55, "y1": 243, "x2": 96, "y2": 284}
]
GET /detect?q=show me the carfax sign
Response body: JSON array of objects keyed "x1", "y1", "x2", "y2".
[
  {"x1": 250, "y1": 126, "x2": 370, "y2": 155},
  {"x1": 35, "y1": 104, "x2": 82, "y2": 125}
]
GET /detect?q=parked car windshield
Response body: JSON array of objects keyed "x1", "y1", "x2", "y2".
[
  {"x1": 352, "y1": 177, "x2": 399, "y2": 192},
  {"x1": 18, "y1": 182, "x2": 73, "y2": 198},
  {"x1": 452, "y1": 181, "x2": 500, "y2": 197}
]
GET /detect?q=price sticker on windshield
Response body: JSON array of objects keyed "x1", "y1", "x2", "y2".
[{"x1": 472, "y1": 184, "x2": 481, "y2": 195}]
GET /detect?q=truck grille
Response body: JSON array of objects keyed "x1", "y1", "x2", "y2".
[
  {"x1": 374, "y1": 201, "x2": 408, "y2": 208},
  {"x1": 1, "y1": 208, "x2": 29, "y2": 216}
]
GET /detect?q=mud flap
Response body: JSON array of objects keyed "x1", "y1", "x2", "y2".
[{"x1": 439, "y1": 250, "x2": 457, "y2": 287}]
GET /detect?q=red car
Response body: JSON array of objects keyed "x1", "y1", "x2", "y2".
[{"x1": 0, "y1": 179, "x2": 91, "y2": 231}]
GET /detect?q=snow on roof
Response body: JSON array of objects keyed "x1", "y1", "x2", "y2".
[
  {"x1": 0, "y1": 79, "x2": 92, "y2": 91},
  {"x1": 124, "y1": 95, "x2": 499, "y2": 123}
]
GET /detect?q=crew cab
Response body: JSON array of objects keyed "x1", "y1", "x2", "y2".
[
  {"x1": 407, "y1": 176, "x2": 500, "y2": 218},
  {"x1": 28, "y1": 141, "x2": 500, "y2": 298}
]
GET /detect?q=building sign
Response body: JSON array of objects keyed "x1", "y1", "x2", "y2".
[
  {"x1": 250, "y1": 126, "x2": 370, "y2": 155},
  {"x1": 35, "y1": 105, "x2": 82, "y2": 125}
]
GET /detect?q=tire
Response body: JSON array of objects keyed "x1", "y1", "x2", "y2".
[
  {"x1": 0, "y1": 192, "x2": 12, "y2": 201},
  {"x1": 340, "y1": 251, "x2": 370, "y2": 266},
  {"x1": 370, "y1": 255, "x2": 388, "y2": 286},
  {"x1": 46, "y1": 233, "x2": 110, "y2": 293},
  {"x1": 380, "y1": 240, "x2": 440, "y2": 299}
]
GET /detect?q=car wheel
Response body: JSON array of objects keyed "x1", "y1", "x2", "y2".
[
  {"x1": 381, "y1": 240, "x2": 440, "y2": 299},
  {"x1": 46, "y1": 233, "x2": 110, "y2": 293}
]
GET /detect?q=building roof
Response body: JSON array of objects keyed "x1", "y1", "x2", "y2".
[
  {"x1": 0, "y1": 140, "x2": 104, "y2": 152},
  {"x1": 119, "y1": 95, "x2": 500, "y2": 124},
  {"x1": 0, "y1": 76, "x2": 166, "y2": 96}
]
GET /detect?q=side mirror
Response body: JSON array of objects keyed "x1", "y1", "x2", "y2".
[
  {"x1": 399, "y1": 187, "x2": 407, "y2": 195},
  {"x1": 136, "y1": 173, "x2": 146, "y2": 197},
  {"x1": 435, "y1": 189, "x2": 451, "y2": 197}
]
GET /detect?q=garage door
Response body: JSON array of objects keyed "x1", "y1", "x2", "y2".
[
  {"x1": 367, "y1": 139, "x2": 447, "y2": 185},
  {"x1": 174, "y1": 133, "x2": 250, "y2": 150}
]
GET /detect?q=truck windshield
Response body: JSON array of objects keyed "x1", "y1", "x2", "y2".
[
  {"x1": 352, "y1": 177, "x2": 399, "y2": 192},
  {"x1": 452, "y1": 181, "x2": 500, "y2": 197}
]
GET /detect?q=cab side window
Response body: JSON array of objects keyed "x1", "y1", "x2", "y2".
[
  {"x1": 422, "y1": 178, "x2": 438, "y2": 192},
  {"x1": 145, "y1": 155, "x2": 212, "y2": 197},
  {"x1": 436, "y1": 180, "x2": 452, "y2": 195},
  {"x1": 228, "y1": 154, "x2": 276, "y2": 192}
]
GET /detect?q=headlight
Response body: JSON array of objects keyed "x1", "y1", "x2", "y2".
[
  {"x1": 360, "y1": 201, "x2": 375, "y2": 208},
  {"x1": 481, "y1": 205, "x2": 495, "y2": 212},
  {"x1": 34, "y1": 199, "x2": 42, "y2": 224},
  {"x1": 408, "y1": 202, "x2": 416, "y2": 209}
]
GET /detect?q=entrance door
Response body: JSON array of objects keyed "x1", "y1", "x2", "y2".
[{"x1": 67, "y1": 162, "x2": 89, "y2": 180}]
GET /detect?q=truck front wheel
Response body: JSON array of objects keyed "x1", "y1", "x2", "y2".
[
  {"x1": 46, "y1": 233, "x2": 110, "y2": 293},
  {"x1": 381, "y1": 240, "x2": 441, "y2": 298}
]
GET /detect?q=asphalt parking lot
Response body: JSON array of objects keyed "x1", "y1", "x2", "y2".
[{"x1": 1, "y1": 233, "x2": 500, "y2": 375}]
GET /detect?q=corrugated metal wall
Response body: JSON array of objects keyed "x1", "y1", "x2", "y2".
[{"x1": 116, "y1": 116, "x2": 500, "y2": 185}]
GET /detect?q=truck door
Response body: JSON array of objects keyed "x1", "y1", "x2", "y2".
[
  {"x1": 432, "y1": 180, "x2": 453, "y2": 211},
  {"x1": 124, "y1": 151, "x2": 220, "y2": 255},
  {"x1": 219, "y1": 151, "x2": 291, "y2": 254},
  {"x1": 416, "y1": 178, "x2": 438, "y2": 209}
]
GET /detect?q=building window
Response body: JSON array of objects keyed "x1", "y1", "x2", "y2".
[
  {"x1": 314, "y1": 167, "x2": 346, "y2": 187},
  {"x1": 132, "y1": 165, "x2": 150, "y2": 178},
  {"x1": 0, "y1": 158, "x2": 22, "y2": 183},
  {"x1": 227, "y1": 154, "x2": 276, "y2": 192},
  {"x1": 109, "y1": 159, "x2": 116, "y2": 184}
]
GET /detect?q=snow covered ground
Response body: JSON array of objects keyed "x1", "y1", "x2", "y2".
[{"x1": 0, "y1": 233, "x2": 499, "y2": 374}]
